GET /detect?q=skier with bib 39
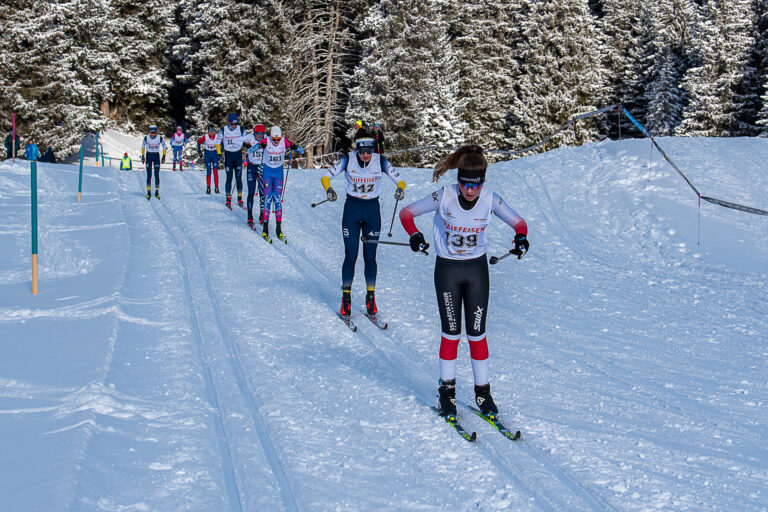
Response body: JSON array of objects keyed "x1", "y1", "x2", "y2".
[
  {"x1": 398, "y1": 145, "x2": 529, "y2": 420},
  {"x1": 221, "y1": 113, "x2": 246, "y2": 209},
  {"x1": 141, "y1": 125, "x2": 167, "y2": 200},
  {"x1": 197, "y1": 125, "x2": 222, "y2": 194},
  {"x1": 170, "y1": 126, "x2": 187, "y2": 171},
  {"x1": 258, "y1": 125, "x2": 304, "y2": 242},
  {"x1": 322, "y1": 128, "x2": 406, "y2": 320}
]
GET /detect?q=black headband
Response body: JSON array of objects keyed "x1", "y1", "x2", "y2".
[{"x1": 457, "y1": 167, "x2": 486, "y2": 183}]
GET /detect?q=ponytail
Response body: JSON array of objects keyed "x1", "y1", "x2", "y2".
[{"x1": 432, "y1": 145, "x2": 487, "y2": 182}]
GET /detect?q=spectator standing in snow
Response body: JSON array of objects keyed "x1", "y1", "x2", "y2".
[
  {"x1": 373, "y1": 122, "x2": 385, "y2": 155},
  {"x1": 4, "y1": 130, "x2": 20, "y2": 159},
  {"x1": 24, "y1": 140, "x2": 40, "y2": 161}
]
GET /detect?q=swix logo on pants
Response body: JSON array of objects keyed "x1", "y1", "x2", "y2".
[{"x1": 473, "y1": 306, "x2": 484, "y2": 332}]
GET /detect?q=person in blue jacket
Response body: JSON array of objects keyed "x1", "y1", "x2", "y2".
[{"x1": 24, "y1": 140, "x2": 40, "y2": 161}]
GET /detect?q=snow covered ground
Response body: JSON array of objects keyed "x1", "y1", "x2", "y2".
[{"x1": 1, "y1": 134, "x2": 766, "y2": 511}]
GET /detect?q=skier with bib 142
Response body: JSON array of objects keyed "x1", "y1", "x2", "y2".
[
  {"x1": 398, "y1": 145, "x2": 529, "y2": 421},
  {"x1": 258, "y1": 126, "x2": 304, "y2": 242},
  {"x1": 322, "y1": 128, "x2": 406, "y2": 321},
  {"x1": 141, "y1": 125, "x2": 167, "y2": 200},
  {"x1": 170, "y1": 125, "x2": 187, "y2": 171}
]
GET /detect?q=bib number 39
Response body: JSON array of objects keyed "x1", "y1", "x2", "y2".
[{"x1": 445, "y1": 233, "x2": 477, "y2": 247}]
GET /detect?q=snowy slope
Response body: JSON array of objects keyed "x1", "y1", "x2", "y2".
[{"x1": 0, "y1": 136, "x2": 766, "y2": 511}]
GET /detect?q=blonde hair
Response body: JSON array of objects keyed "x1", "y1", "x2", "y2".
[{"x1": 432, "y1": 145, "x2": 487, "y2": 182}]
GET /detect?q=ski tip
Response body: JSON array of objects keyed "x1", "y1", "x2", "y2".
[
  {"x1": 469, "y1": 431, "x2": 478, "y2": 442},
  {"x1": 512, "y1": 430, "x2": 521, "y2": 441}
]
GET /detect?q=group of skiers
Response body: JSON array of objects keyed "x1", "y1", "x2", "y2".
[
  {"x1": 323, "y1": 130, "x2": 530, "y2": 423},
  {"x1": 138, "y1": 118, "x2": 530, "y2": 425}
]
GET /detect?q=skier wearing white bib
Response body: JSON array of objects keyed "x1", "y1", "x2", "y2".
[
  {"x1": 170, "y1": 126, "x2": 187, "y2": 172},
  {"x1": 221, "y1": 113, "x2": 246, "y2": 209},
  {"x1": 258, "y1": 126, "x2": 304, "y2": 241},
  {"x1": 322, "y1": 128, "x2": 406, "y2": 319},
  {"x1": 399, "y1": 145, "x2": 529, "y2": 420},
  {"x1": 141, "y1": 125, "x2": 167, "y2": 200}
]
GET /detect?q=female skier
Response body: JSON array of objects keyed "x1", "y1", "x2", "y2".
[
  {"x1": 398, "y1": 145, "x2": 529, "y2": 420},
  {"x1": 322, "y1": 128, "x2": 406, "y2": 319}
]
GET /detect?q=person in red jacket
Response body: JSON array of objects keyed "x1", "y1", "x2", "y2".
[{"x1": 399, "y1": 144, "x2": 529, "y2": 421}]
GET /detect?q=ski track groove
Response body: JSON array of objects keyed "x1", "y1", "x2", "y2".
[
  {"x1": 243, "y1": 195, "x2": 614, "y2": 512},
  {"x1": 144, "y1": 172, "x2": 298, "y2": 512},
  {"x1": 140, "y1": 180, "x2": 244, "y2": 512}
]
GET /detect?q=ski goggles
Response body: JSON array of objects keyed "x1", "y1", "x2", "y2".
[
  {"x1": 458, "y1": 177, "x2": 484, "y2": 190},
  {"x1": 356, "y1": 138, "x2": 374, "y2": 154}
]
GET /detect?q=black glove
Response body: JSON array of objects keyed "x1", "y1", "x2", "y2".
[
  {"x1": 512, "y1": 233, "x2": 529, "y2": 258},
  {"x1": 161, "y1": 154, "x2": 166, "y2": 164},
  {"x1": 394, "y1": 187, "x2": 404, "y2": 201},
  {"x1": 409, "y1": 232, "x2": 429, "y2": 253},
  {"x1": 260, "y1": 141, "x2": 267, "y2": 149},
  {"x1": 326, "y1": 187, "x2": 338, "y2": 202},
  {"x1": 140, "y1": 155, "x2": 145, "y2": 164}
]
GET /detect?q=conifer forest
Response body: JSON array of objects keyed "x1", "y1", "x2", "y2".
[{"x1": 2, "y1": 0, "x2": 768, "y2": 165}]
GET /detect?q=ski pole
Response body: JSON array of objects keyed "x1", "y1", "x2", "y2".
[
  {"x1": 489, "y1": 247, "x2": 527, "y2": 265},
  {"x1": 311, "y1": 198, "x2": 330, "y2": 208},
  {"x1": 386, "y1": 198, "x2": 400, "y2": 237},
  {"x1": 281, "y1": 149, "x2": 292, "y2": 203},
  {"x1": 362, "y1": 236, "x2": 428, "y2": 255}
]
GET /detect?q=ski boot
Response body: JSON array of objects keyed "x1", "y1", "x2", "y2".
[
  {"x1": 146, "y1": 189, "x2": 151, "y2": 200},
  {"x1": 339, "y1": 287, "x2": 352, "y2": 318},
  {"x1": 261, "y1": 221, "x2": 271, "y2": 242},
  {"x1": 275, "y1": 220, "x2": 286, "y2": 242},
  {"x1": 155, "y1": 189, "x2": 160, "y2": 200},
  {"x1": 438, "y1": 379, "x2": 457, "y2": 419},
  {"x1": 365, "y1": 290, "x2": 378, "y2": 316},
  {"x1": 214, "y1": 186, "x2": 220, "y2": 194},
  {"x1": 247, "y1": 215, "x2": 254, "y2": 228},
  {"x1": 474, "y1": 383, "x2": 499, "y2": 419},
  {"x1": 237, "y1": 193, "x2": 244, "y2": 208},
  {"x1": 173, "y1": 163, "x2": 177, "y2": 172},
  {"x1": 206, "y1": 186, "x2": 211, "y2": 195},
  {"x1": 226, "y1": 195, "x2": 232, "y2": 209}
]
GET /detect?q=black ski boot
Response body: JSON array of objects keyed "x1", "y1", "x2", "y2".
[
  {"x1": 155, "y1": 189, "x2": 160, "y2": 200},
  {"x1": 437, "y1": 379, "x2": 457, "y2": 418},
  {"x1": 146, "y1": 189, "x2": 151, "y2": 200},
  {"x1": 340, "y1": 287, "x2": 352, "y2": 318},
  {"x1": 365, "y1": 290, "x2": 377, "y2": 316},
  {"x1": 214, "y1": 186, "x2": 220, "y2": 194},
  {"x1": 275, "y1": 220, "x2": 285, "y2": 241},
  {"x1": 206, "y1": 186, "x2": 211, "y2": 195},
  {"x1": 474, "y1": 383, "x2": 498, "y2": 418},
  {"x1": 237, "y1": 193, "x2": 244, "y2": 208},
  {"x1": 261, "y1": 221, "x2": 270, "y2": 241},
  {"x1": 247, "y1": 215, "x2": 254, "y2": 228}
]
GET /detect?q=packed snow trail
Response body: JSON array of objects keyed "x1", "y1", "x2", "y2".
[{"x1": 1, "y1": 135, "x2": 766, "y2": 511}]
